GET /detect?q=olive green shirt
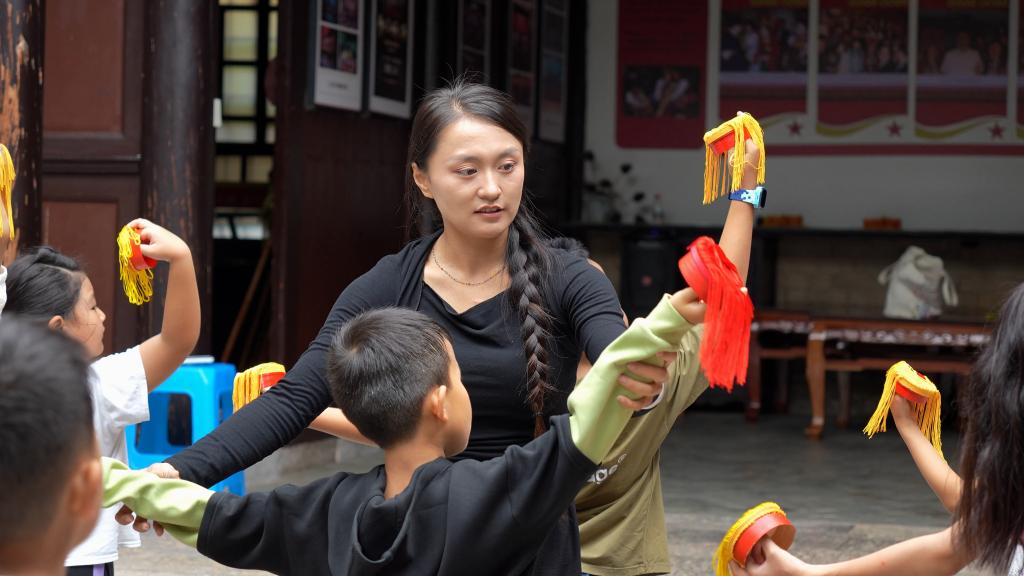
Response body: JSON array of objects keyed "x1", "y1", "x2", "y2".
[{"x1": 576, "y1": 324, "x2": 706, "y2": 576}]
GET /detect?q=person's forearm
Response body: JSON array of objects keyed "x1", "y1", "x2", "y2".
[
  {"x1": 167, "y1": 374, "x2": 332, "y2": 486},
  {"x1": 717, "y1": 143, "x2": 758, "y2": 282},
  {"x1": 568, "y1": 296, "x2": 693, "y2": 462},
  {"x1": 160, "y1": 252, "x2": 201, "y2": 356},
  {"x1": 309, "y1": 407, "x2": 375, "y2": 446},
  {"x1": 895, "y1": 419, "x2": 962, "y2": 513},
  {"x1": 815, "y1": 527, "x2": 969, "y2": 576},
  {"x1": 719, "y1": 201, "x2": 754, "y2": 283},
  {"x1": 102, "y1": 457, "x2": 212, "y2": 547}
]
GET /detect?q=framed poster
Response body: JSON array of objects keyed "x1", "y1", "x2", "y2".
[
  {"x1": 458, "y1": 0, "x2": 490, "y2": 79},
  {"x1": 538, "y1": 1, "x2": 568, "y2": 143},
  {"x1": 719, "y1": 0, "x2": 808, "y2": 128},
  {"x1": 508, "y1": 0, "x2": 536, "y2": 137},
  {"x1": 817, "y1": 0, "x2": 909, "y2": 140},
  {"x1": 618, "y1": 0, "x2": 708, "y2": 148},
  {"x1": 369, "y1": 0, "x2": 415, "y2": 118},
  {"x1": 314, "y1": 0, "x2": 365, "y2": 111},
  {"x1": 707, "y1": 0, "x2": 1023, "y2": 153},
  {"x1": 916, "y1": 0, "x2": 1009, "y2": 142}
]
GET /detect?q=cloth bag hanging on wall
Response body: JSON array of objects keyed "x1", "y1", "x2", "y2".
[{"x1": 878, "y1": 246, "x2": 958, "y2": 320}]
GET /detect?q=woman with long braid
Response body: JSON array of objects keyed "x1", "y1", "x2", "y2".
[{"x1": 133, "y1": 80, "x2": 674, "y2": 574}]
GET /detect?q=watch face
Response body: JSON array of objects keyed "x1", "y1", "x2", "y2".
[{"x1": 759, "y1": 187, "x2": 767, "y2": 208}]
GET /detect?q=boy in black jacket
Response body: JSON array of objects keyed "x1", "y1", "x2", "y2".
[{"x1": 103, "y1": 291, "x2": 705, "y2": 575}]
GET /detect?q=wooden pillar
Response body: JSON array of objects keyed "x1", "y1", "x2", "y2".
[
  {"x1": 0, "y1": 0, "x2": 44, "y2": 251},
  {"x1": 141, "y1": 0, "x2": 215, "y2": 353}
]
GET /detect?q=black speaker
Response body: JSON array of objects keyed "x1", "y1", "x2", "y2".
[{"x1": 620, "y1": 238, "x2": 684, "y2": 321}]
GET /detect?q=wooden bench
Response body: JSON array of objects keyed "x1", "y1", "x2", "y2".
[
  {"x1": 803, "y1": 317, "x2": 990, "y2": 439},
  {"x1": 746, "y1": 310, "x2": 811, "y2": 421}
]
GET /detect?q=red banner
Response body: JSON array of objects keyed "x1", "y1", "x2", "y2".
[{"x1": 616, "y1": 0, "x2": 707, "y2": 148}]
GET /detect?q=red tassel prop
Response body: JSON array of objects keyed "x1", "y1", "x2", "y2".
[{"x1": 678, "y1": 236, "x2": 754, "y2": 392}]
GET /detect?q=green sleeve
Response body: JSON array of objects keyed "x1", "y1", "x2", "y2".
[
  {"x1": 101, "y1": 457, "x2": 214, "y2": 548},
  {"x1": 567, "y1": 295, "x2": 693, "y2": 463},
  {"x1": 668, "y1": 324, "x2": 708, "y2": 418}
]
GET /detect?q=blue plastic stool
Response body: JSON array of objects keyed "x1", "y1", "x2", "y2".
[{"x1": 126, "y1": 361, "x2": 244, "y2": 494}]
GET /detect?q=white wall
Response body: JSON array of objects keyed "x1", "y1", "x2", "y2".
[{"x1": 585, "y1": 0, "x2": 1024, "y2": 232}]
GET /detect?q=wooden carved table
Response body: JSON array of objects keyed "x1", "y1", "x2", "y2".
[{"x1": 803, "y1": 317, "x2": 991, "y2": 439}]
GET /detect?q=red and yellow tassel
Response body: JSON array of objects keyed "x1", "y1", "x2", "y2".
[
  {"x1": 678, "y1": 236, "x2": 754, "y2": 392},
  {"x1": 117, "y1": 224, "x2": 156, "y2": 305},
  {"x1": 702, "y1": 112, "x2": 766, "y2": 205},
  {"x1": 232, "y1": 362, "x2": 286, "y2": 413},
  {"x1": 864, "y1": 361, "x2": 944, "y2": 460},
  {"x1": 0, "y1": 144, "x2": 16, "y2": 240},
  {"x1": 714, "y1": 501, "x2": 796, "y2": 576}
]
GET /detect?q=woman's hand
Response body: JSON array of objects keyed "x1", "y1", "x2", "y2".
[
  {"x1": 128, "y1": 218, "x2": 191, "y2": 264},
  {"x1": 115, "y1": 462, "x2": 180, "y2": 536},
  {"x1": 616, "y1": 350, "x2": 677, "y2": 410}
]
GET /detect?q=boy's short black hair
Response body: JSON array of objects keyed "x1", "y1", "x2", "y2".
[
  {"x1": 0, "y1": 316, "x2": 94, "y2": 540},
  {"x1": 326, "y1": 308, "x2": 452, "y2": 449}
]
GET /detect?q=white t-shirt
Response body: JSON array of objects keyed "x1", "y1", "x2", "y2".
[
  {"x1": 941, "y1": 48, "x2": 982, "y2": 76},
  {"x1": 65, "y1": 347, "x2": 149, "y2": 567}
]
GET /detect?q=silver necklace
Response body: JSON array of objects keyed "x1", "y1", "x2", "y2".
[{"x1": 432, "y1": 245, "x2": 505, "y2": 286}]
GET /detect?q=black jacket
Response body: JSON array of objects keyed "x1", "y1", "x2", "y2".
[{"x1": 196, "y1": 415, "x2": 596, "y2": 576}]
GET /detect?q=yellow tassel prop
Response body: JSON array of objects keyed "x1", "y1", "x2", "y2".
[
  {"x1": 117, "y1": 224, "x2": 154, "y2": 305},
  {"x1": 232, "y1": 362, "x2": 286, "y2": 413},
  {"x1": 863, "y1": 361, "x2": 944, "y2": 460},
  {"x1": 0, "y1": 144, "x2": 16, "y2": 240},
  {"x1": 714, "y1": 501, "x2": 795, "y2": 576},
  {"x1": 702, "y1": 112, "x2": 766, "y2": 205}
]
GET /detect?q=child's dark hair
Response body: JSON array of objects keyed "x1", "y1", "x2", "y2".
[
  {"x1": 0, "y1": 316, "x2": 94, "y2": 541},
  {"x1": 5, "y1": 246, "x2": 84, "y2": 320},
  {"x1": 954, "y1": 282, "x2": 1024, "y2": 572},
  {"x1": 326, "y1": 308, "x2": 452, "y2": 449}
]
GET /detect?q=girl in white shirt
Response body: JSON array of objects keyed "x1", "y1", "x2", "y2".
[{"x1": 5, "y1": 219, "x2": 200, "y2": 576}]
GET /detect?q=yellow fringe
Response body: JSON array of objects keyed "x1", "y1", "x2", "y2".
[
  {"x1": 232, "y1": 362, "x2": 286, "y2": 413},
  {"x1": 863, "y1": 361, "x2": 944, "y2": 460},
  {"x1": 0, "y1": 144, "x2": 16, "y2": 241},
  {"x1": 714, "y1": 502, "x2": 786, "y2": 576},
  {"x1": 702, "y1": 112, "x2": 766, "y2": 205},
  {"x1": 117, "y1": 225, "x2": 154, "y2": 305}
]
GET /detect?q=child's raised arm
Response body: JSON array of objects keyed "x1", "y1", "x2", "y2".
[
  {"x1": 730, "y1": 527, "x2": 970, "y2": 576},
  {"x1": 718, "y1": 138, "x2": 760, "y2": 285},
  {"x1": 132, "y1": 219, "x2": 201, "y2": 390},
  {"x1": 569, "y1": 289, "x2": 701, "y2": 463},
  {"x1": 891, "y1": 395, "x2": 962, "y2": 513}
]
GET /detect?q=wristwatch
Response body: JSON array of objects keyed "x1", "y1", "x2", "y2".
[{"x1": 729, "y1": 185, "x2": 767, "y2": 209}]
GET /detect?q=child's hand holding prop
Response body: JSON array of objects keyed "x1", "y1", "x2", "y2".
[
  {"x1": 703, "y1": 112, "x2": 766, "y2": 205},
  {"x1": 232, "y1": 362, "x2": 286, "y2": 413},
  {"x1": 714, "y1": 501, "x2": 796, "y2": 576},
  {"x1": 678, "y1": 236, "x2": 754, "y2": 391},
  {"x1": 117, "y1": 223, "x2": 157, "y2": 305},
  {"x1": 863, "y1": 360, "x2": 944, "y2": 459}
]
